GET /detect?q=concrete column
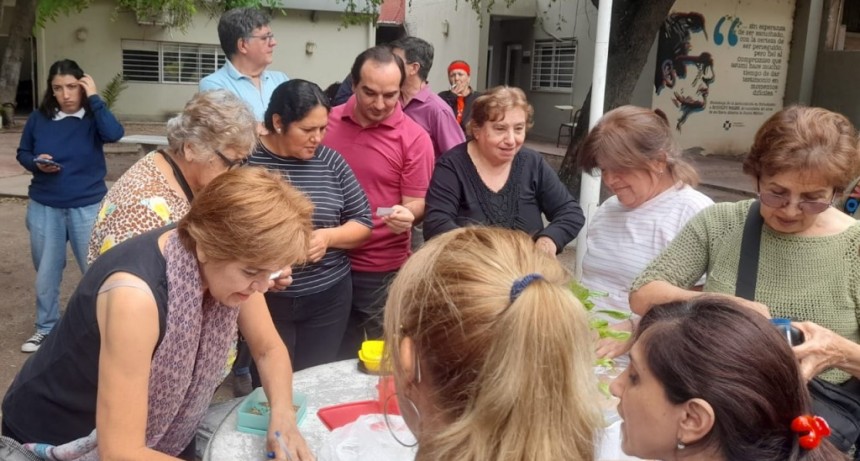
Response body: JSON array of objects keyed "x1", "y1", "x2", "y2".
[{"x1": 784, "y1": 0, "x2": 824, "y2": 105}]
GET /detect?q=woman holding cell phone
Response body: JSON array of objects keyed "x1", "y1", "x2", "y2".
[
  {"x1": 249, "y1": 79, "x2": 372, "y2": 374},
  {"x1": 15, "y1": 59, "x2": 123, "y2": 353}
]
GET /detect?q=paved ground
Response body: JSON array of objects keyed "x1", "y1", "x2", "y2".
[{"x1": 0, "y1": 120, "x2": 752, "y2": 416}]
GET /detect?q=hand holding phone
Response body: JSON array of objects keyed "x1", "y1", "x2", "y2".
[{"x1": 34, "y1": 157, "x2": 62, "y2": 169}]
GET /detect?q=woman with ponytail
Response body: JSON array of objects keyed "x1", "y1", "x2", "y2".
[
  {"x1": 611, "y1": 297, "x2": 846, "y2": 461},
  {"x1": 382, "y1": 227, "x2": 602, "y2": 461}
]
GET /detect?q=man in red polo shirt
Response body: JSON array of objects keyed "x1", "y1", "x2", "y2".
[{"x1": 323, "y1": 46, "x2": 434, "y2": 358}]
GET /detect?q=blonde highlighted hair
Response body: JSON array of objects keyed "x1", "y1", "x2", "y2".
[
  {"x1": 177, "y1": 167, "x2": 313, "y2": 269},
  {"x1": 383, "y1": 227, "x2": 601, "y2": 461},
  {"x1": 466, "y1": 86, "x2": 535, "y2": 137},
  {"x1": 165, "y1": 89, "x2": 257, "y2": 162},
  {"x1": 578, "y1": 105, "x2": 699, "y2": 186}
]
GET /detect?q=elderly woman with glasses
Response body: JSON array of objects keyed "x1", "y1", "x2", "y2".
[
  {"x1": 630, "y1": 106, "x2": 860, "y2": 388},
  {"x1": 86, "y1": 90, "x2": 285, "y2": 399},
  {"x1": 87, "y1": 89, "x2": 256, "y2": 264}
]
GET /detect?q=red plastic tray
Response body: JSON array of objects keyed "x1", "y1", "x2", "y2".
[{"x1": 317, "y1": 400, "x2": 383, "y2": 430}]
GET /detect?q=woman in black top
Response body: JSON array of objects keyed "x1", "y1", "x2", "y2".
[{"x1": 423, "y1": 86, "x2": 584, "y2": 256}]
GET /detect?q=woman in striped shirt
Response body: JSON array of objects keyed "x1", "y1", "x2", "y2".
[
  {"x1": 577, "y1": 106, "x2": 713, "y2": 359},
  {"x1": 250, "y1": 79, "x2": 372, "y2": 374}
]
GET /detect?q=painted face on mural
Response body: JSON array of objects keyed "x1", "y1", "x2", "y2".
[
  {"x1": 655, "y1": 12, "x2": 715, "y2": 132},
  {"x1": 670, "y1": 53, "x2": 715, "y2": 124}
]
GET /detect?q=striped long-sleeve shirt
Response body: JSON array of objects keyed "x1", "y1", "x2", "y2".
[{"x1": 250, "y1": 143, "x2": 372, "y2": 296}]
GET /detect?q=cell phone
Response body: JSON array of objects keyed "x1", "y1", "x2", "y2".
[
  {"x1": 268, "y1": 270, "x2": 283, "y2": 281},
  {"x1": 376, "y1": 207, "x2": 395, "y2": 217},
  {"x1": 34, "y1": 158, "x2": 62, "y2": 168}
]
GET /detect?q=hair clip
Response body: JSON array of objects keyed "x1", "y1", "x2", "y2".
[
  {"x1": 509, "y1": 273, "x2": 543, "y2": 302},
  {"x1": 791, "y1": 415, "x2": 832, "y2": 450}
]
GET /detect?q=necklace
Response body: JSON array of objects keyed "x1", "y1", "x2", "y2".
[{"x1": 158, "y1": 149, "x2": 194, "y2": 202}]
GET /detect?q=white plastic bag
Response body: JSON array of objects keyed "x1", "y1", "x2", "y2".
[{"x1": 318, "y1": 414, "x2": 417, "y2": 461}]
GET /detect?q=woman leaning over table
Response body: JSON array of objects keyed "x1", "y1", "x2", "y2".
[
  {"x1": 86, "y1": 90, "x2": 282, "y2": 397},
  {"x1": 15, "y1": 59, "x2": 123, "y2": 353},
  {"x1": 383, "y1": 227, "x2": 602, "y2": 461},
  {"x1": 249, "y1": 79, "x2": 372, "y2": 373},
  {"x1": 2, "y1": 168, "x2": 314, "y2": 461},
  {"x1": 630, "y1": 106, "x2": 860, "y2": 388},
  {"x1": 577, "y1": 106, "x2": 713, "y2": 359},
  {"x1": 423, "y1": 86, "x2": 584, "y2": 257}
]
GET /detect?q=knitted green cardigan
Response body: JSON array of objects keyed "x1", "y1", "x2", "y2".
[{"x1": 633, "y1": 199, "x2": 860, "y2": 383}]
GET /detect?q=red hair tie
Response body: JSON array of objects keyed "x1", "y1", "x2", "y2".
[{"x1": 791, "y1": 415, "x2": 832, "y2": 450}]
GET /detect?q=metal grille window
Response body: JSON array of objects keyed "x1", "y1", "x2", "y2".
[
  {"x1": 122, "y1": 40, "x2": 227, "y2": 84},
  {"x1": 531, "y1": 39, "x2": 576, "y2": 91}
]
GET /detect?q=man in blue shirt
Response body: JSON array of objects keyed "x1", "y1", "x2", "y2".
[
  {"x1": 199, "y1": 9, "x2": 288, "y2": 398},
  {"x1": 200, "y1": 7, "x2": 288, "y2": 133}
]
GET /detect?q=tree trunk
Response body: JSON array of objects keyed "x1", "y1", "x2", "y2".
[
  {"x1": 0, "y1": 0, "x2": 38, "y2": 127},
  {"x1": 558, "y1": 0, "x2": 676, "y2": 196}
]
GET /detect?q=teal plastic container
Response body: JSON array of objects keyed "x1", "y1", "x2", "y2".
[{"x1": 236, "y1": 387, "x2": 308, "y2": 436}]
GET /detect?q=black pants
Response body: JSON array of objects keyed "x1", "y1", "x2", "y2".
[
  {"x1": 1, "y1": 419, "x2": 195, "y2": 460},
  {"x1": 1, "y1": 419, "x2": 22, "y2": 442},
  {"x1": 336, "y1": 270, "x2": 397, "y2": 360},
  {"x1": 251, "y1": 275, "x2": 353, "y2": 386}
]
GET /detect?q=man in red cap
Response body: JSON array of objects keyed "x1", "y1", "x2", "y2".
[{"x1": 438, "y1": 60, "x2": 481, "y2": 133}]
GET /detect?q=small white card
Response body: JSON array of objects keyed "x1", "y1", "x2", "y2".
[{"x1": 376, "y1": 207, "x2": 395, "y2": 217}]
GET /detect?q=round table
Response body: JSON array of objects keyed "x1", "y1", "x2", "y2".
[
  {"x1": 204, "y1": 360, "x2": 377, "y2": 460},
  {"x1": 203, "y1": 359, "x2": 640, "y2": 460}
]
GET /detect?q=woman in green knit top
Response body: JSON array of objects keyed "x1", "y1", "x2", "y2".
[{"x1": 630, "y1": 106, "x2": 860, "y2": 386}]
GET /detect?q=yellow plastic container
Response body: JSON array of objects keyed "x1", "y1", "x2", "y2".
[{"x1": 358, "y1": 340, "x2": 384, "y2": 372}]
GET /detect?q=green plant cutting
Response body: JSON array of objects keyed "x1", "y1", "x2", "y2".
[{"x1": 570, "y1": 280, "x2": 631, "y2": 396}]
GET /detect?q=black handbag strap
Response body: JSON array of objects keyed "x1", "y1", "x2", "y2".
[
  {"x1": 158, "y1": 149, "x2": 194, "y2": 203},
  {"x1": 735, "y1": 201, "x2": 763, "y2": 301}
]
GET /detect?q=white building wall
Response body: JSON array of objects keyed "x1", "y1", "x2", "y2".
[
  {"x1": 404, "y1": 0, "x2": 599, "y2": 142},
  {"x1": 38, "y1": 1, "x2": 371, "y2": 120},
  {"x1": 403, "y1": 0, "x2": 484, "y2": 94}
]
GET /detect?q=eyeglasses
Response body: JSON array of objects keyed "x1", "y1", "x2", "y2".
[
  {"x1": 246, "y1": 33, "x2": 275, "y2": 43},
  {"x1": 757, "y1": 190, "x2": 834, "y2": 215},
  {"x1": 214, "y1": 149, "x2": 249, "y2": 170}
]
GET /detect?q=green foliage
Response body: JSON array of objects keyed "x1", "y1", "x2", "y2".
[
  {"x1": 100, "y1": 73, "x2": 128, "y2": 110},
  {"x1": 570, "y1": 279, "x2": 632, "y2": 358},
  {"x1": 37, "y1": 0, "x2": 91, "y2": 28}
]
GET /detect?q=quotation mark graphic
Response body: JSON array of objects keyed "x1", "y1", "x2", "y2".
[{"x1": 714, "y1": 16, "x2": 741, "y2": 46}]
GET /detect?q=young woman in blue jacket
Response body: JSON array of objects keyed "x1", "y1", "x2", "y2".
[{"x1": 15, "y1": 59, "x2": 124, "y2": 353}]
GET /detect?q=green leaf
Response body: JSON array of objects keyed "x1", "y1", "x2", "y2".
[
  {"x1": 589, "y1": 319, "x2": 609, "y2": 330},
  {"x1": 599, "y1": 330, "x2": 632, "y2": 341},
  {"x1": 595, "y1": 357, "x2": 615, "y2": 368},
  {"x1": 594, "y1": 309, "x2": 631, "y2": 320},
  {"x1": 598, "y1": 381, "x2": 612, "y2": 398}
]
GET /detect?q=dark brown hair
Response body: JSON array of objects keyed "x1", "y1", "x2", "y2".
[
  {"x1": 636, "y1": 298, "x2": 846, "y2": 461},
  {"x1": 578, "y1": 105, "x2": 699, "y2": 186},
  {"x1": 743, "y1": 106, "x2": 860, "y2": 193}
]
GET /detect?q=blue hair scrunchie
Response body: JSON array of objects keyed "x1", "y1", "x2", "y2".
[{"x1": 509, "y1": 273, "x2": 544, "y2": 302}]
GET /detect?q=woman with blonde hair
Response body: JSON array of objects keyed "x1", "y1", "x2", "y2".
[
  {"x1": 423, "y1": 86, "x2": 584, "y2": 257},
  {"x1": 577, "y1": 105, "x2": 712, "y2": 358},
  {"x1": 383, "y1": 227, "x2": 602, "y2": 461},
  {"x1": 3, "y1": 168, "x2": 314, "y2": 460}
]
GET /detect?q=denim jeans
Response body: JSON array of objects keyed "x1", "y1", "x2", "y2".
[{"x1": 26, "y1": 200, "x2": 99, "y2": 334}]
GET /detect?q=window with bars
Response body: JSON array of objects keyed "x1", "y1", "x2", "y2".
[
  {"x1": 122, "y1": 40, "x2": 227, "y2": 84},
  {"x1": 531, "y1": 39, "x2": 577, "y2": 92}
]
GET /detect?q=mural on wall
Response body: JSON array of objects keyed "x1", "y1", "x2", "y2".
[{"x1": 652, "y1": 0, "x2": 795, "y2": 155}]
